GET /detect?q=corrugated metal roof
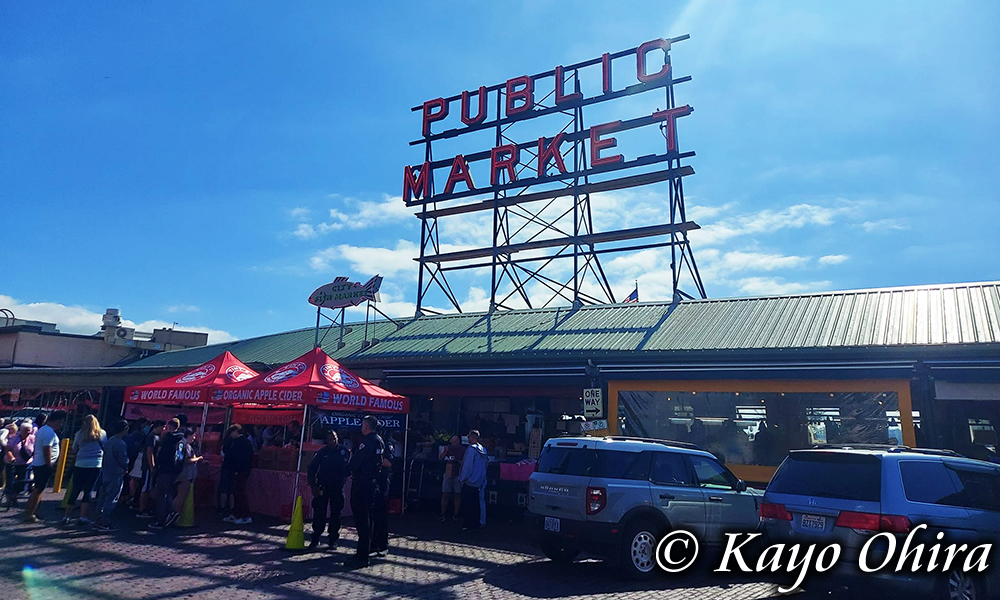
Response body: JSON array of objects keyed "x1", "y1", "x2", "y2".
[
  {"x1": 128, "y1": 321, "x2": 401, "y2": 368},
  {"x1": 130, "y1": 281, "x2": 1000, "y2": 368}
]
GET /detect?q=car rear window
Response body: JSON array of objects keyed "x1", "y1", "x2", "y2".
[
  {"x1": 537, "y1": 447, "x2": 648, "y2": 480},
  {"x1": 768, "y1": 452, "x2": 881, "y2": 502}
]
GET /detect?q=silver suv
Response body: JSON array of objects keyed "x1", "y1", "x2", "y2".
[
  {"x1": 762, "y1": 446, "x2": 1000, "y2": 599},
  {"x1": 527, "y1": 436, "x2": 763, "y2": 578}
]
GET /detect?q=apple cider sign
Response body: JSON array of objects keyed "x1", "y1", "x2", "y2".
[{"x1": 403, "y1": 37, "x2": 693, "y2": 205}]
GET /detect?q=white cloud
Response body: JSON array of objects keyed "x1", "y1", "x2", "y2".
[
  {"x1": 819, "y1": 254, "x2": 849, "y2": 265},
  {"x1": 292, "y1": 223, "x2": 317, "y2": 239},
  {"x1": 309, "y1": 240, "x2": 419, "y2": 278},
  {"x1": 734, "y1": 277, "x2": 832, "y2": 297},
  {"x1": 328, "y1": 194, "x2": 414, "y2": 229},
  {"x1": 690, "y1": 202, "x2": 855, "y2": 248},
  {"x1": 715, "y1": 251, "x2": 809, "y2": 273},
  {"x1": 293, "y1": 194, "x2": 416, "y2": 239},
  {"x1": 0, "y1": 294, "x2": 237, "y2": 344},
  {"x1": 859, "y1": 218, "x2": 909, "y2": 233},
  {"x1": 166, "y1": 304, "x2": 200, "y2": 314}
]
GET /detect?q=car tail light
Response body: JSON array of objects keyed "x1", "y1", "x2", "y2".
[
  {"x1": 586, "y1": 486, "x2": 606, "y2": 515},
  {"x1": 760, "y1": 502, "x2": 792, "y2": 520},
  {"x1": 835, "y1": 511, "x2": 880, "y2": 531},
  {"x1": 878, "y1": 514, "x2": 911, "y2": 533}
]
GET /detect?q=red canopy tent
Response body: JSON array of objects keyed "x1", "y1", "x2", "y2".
[
  {"x1": 217, "y1": 347, "x2": 410, "y2": 508},
  {"x1": 217, "y1": 346, "x2": 407, "y2": 412},
  {"x1": 123, "y1": 351, "x2": 260, "y2": 443},
  {"x1": 125, "y1": 351, "x2": 259, "y2": 405}
]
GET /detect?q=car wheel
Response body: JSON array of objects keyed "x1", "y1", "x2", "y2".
[
  {"x1": 619, "y1": 521, "x2": 661, "y2": 579},
  {"x1": 939, "y1": 567, "x2": 983, "y2": 600},
  {"x1": 540, "y1": 536, "x2": 580, "y2": 564}
]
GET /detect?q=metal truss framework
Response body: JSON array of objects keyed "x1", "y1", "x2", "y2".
[{"x1": 412, "y1": 36, "x2": 706, "y2": 315}]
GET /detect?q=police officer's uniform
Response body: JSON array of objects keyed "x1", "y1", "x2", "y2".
[
  {"x1": 348, "y1": 430, "x2": 384, "y2": 565},
  {"x1": 372, "y1": 439, "x2": 394, "y2": 555},
  {"x1": 307, "y1": 441, "x2": 350, "y2": 548}
]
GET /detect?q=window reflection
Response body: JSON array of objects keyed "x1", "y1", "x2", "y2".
[{"x1": 618, "y1": 390, "x2": 902, "y2": 466}]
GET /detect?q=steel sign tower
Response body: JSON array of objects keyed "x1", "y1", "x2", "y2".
[{"x1": 404, "y1": 35, "x2": 706, "y2": 315}]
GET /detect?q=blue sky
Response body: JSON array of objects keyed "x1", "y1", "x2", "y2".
[{"x1": 2, "y1": 1, "x2": 998, "y2": 343}]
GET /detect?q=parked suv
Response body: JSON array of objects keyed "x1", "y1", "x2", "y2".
[
  {"x1": 762, "y1": 446, "x2": 1000, "y2": 599},
  {"x1": 527, "y1": 436, "x2": 763, "y2": 578}
]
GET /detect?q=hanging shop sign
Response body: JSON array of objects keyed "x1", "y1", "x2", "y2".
[
  {"x1": 308, "y1": 275, "x2": 383, "y2": 309},
  {"x1": 315, "y1": 411, "x2": 405, "y2": 431}
]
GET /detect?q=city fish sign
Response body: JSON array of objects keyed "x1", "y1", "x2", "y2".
[
  {"x1": 308, "y1": 275, "x2": 383, "y2": 309},
  {"x1": 403, "y1": 37, "x2": 691, "y2": 205}
]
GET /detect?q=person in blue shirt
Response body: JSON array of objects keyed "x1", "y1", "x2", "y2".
[
  {"x1": 95, "y1": 420, "x2": 129, "y2": 531},
  {"x1": 458, "y1": 429, "x2": 488, "y2": 531}
]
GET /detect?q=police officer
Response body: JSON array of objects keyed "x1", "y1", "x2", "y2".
[
  {"x1": 345, "y1": 415, "x2": 383, "y2": 569},
  {"x1": 307, "y1": 429, "x2": 350, "y2": 551},
  {"x1": 371, "y1": 434, "x2": 394, "y2": 557}
]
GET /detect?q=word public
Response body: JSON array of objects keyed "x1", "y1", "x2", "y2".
[{"x1": 404, "y1": 38, "x2": 691, "y2": 204}]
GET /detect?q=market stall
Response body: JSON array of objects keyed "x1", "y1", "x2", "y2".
[{"x1": 218, "y1": 347, "x2": 410, "y2": 520}]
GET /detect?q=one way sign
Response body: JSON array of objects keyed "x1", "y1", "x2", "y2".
[{"x1": 583, "y1": 388, "x2": 604, "y2": 419}]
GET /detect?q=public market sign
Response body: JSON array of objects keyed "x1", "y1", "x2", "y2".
[
  {"x1": 403, "y1": 37, "x2": 692, "y2": 205},
  {"x1": 308, "y1": 275, "x2": 383, "y2": 309}
]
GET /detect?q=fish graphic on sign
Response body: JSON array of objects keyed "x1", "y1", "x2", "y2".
[{"x1": 308, "y1": 275, "x2": 383, "y2": 309}]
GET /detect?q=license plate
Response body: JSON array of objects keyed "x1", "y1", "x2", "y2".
[
  {"x1": 544, "y1": 517, "x2": 561, "y2": 533},
  {"x1": 801, "y1": 514, "x2": 826, "y2": 531}
]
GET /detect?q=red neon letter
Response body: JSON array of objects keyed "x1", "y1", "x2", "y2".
[
  {"x1": 443, "y1": 155, "x2": 475, "y2": 195},
  {"x1": 403, "y1": 162, "x2": 431, "y2": 202},
  {"x1": 537, "y1": 134, "x2": 568, "y2": 177},
  {"x1": 422, "y1": 97, "x2": 449, "y2": 137},
  {"x1": 461, "y1": 86, "x2": 487, "y2": 126},
  {"x1": 602, "y1": 52, "x2": 612, "y2": 94},
  {"x1": 652, "y1": 105, "x2": 693, "y2": 152},
  {"x1": 590, "y1": 121, "x2": 624, "y2": 167},
  {"x1": 505, "y1": 75, "x2": 534, "y2": 117},
  {"x1": 637, "y1": 38, "x2": 671, "y2": 83},
  {"x1": 490, "y1": 145, "x2": 519, "y2": 186},
  {"x1": 555, "y1": 65, "x2": 581, "y2": 105}
]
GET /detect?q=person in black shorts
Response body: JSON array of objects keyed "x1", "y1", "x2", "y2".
[{"x1": 23, "y1": 410, "x2": 66, "y2": 523}]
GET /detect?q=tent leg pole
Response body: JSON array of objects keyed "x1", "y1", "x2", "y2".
[
  {"x1": 402, "y1": 414, "x2": 409, "y2": 515},
  {"x1": 290, "y1": 404, "x2": 309, "y2": 516},
  {"x1": 198, "y1": 403, "x2": 209, "y2": 455}
]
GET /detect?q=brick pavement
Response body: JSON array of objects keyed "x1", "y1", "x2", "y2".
[{"x1": 0, "y1": 493, "x2": 894, "y2": 600}]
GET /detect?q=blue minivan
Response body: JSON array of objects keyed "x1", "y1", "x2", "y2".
[{"x1": 762, "y1": 446, "x2": 1000, "y2": 600}]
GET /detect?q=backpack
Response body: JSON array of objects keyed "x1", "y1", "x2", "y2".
[{"x1": 156, "y1": 432, "x2": 186, "y2": 474}]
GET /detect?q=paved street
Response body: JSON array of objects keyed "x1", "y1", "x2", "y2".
[{"x1": 2, "y1": 493, "x2": 897, "y2": 600}]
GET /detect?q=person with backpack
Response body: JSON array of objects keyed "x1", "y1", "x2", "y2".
[
  {"x1": 172, "y1": 428, "x2": 202, "y2": 514},
  {"x1": 149, "y1": 418, "x2": 185, "y2": 530}
]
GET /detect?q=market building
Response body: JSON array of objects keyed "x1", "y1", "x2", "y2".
[{"x1": 3, "y1": 280, "x2": 998, "y2": 493}]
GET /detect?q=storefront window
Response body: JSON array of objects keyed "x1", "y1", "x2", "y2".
[{"x1": 618, "y1": 390, "x2": 901, "y2": 466}]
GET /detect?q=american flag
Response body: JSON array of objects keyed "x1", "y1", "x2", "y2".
[{"x1": 622, "y1": 286, "x2": 639, "y2": 303}]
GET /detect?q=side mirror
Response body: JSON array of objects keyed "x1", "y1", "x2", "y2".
[{"x1": 735, "y1": 479, "x2": 747, "y2": 492}]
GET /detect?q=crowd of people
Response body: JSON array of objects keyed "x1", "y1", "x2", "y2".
[
  {"x1": 0, "y1": 412, "x2": 255, "y2": 531},
  {"x1": 1, "y1": 411, "x2": 419, "y2": 569}
]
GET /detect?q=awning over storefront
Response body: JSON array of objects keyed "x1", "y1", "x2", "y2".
[
  {"x1": 219, "y1": 347, "x2": 408, "y2": 413},
  {"x1": 124, "y1": 351, "x2": 259, "y2": 405}
]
